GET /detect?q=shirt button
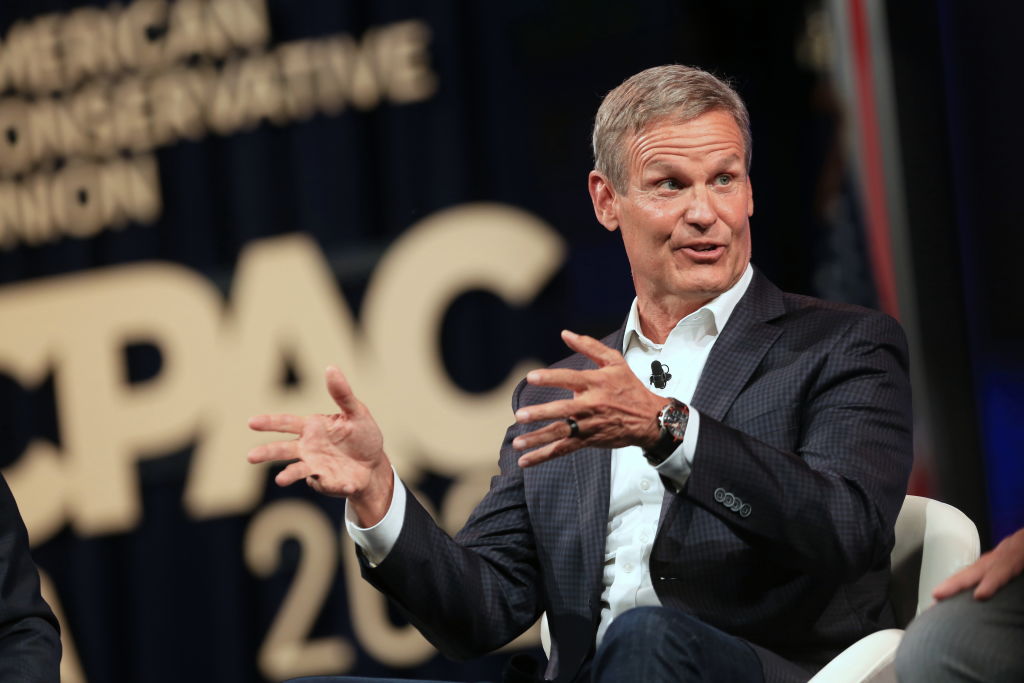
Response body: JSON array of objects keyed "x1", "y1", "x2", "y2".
[
  {"x1": 640, "y1": 479, "x2": 651, "y2": 492},
  {"x1": 639, "y1": 532, "x2": 650, "y2": 543},
  {"x1": 624, "y1": 563, "x2": 634, "y2": 573}
]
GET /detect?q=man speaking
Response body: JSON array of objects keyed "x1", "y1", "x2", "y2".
[{"x1": 248, "y1": 65, "x2": 913, "y2": 682}]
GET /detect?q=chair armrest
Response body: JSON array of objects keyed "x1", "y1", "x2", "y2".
[{"x1": 808, "y1": 629, "x2": 903, "y2": 683}]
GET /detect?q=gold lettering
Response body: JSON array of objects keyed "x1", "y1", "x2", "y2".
[
  {"x1": 185, "y1": 235, "x2": 363, "y2": 518},
  {"x1": 26, "y1": 15, "x2": 64, "y2": 94},
  {"x1": 111, "y1": 77, "x2": 153, "y2": 153},
  {"x1": 0, "y1": 16, "x2": 60, "y2": 95},
  {"x1": 15, "y1": 172, "x2": 55, "y2": 246},
  {"x1": 150, "y1": 66, "x2": 214, "y2": 146},
  {"x1": 115, "y1": 0, "x2": 170, "y2": 72},
  {"x1": 348, "y1": 28, "x2": 382, "y2": 111},
  {"x1": 51, "y1": 161, "x2": 106, "y2": 239},
  {"x1": 0, "y1": 98, "x2": 33, "y2": 176},
  {"x1": 313, "y1": 36, "x2": 357, "y2": 115},
  {"x1": 0, "y1": 181, "x2": 19, "y2": 249},
  {"x1": 211, "y1": 0, "x2": 271, "y2": 53},
  {"x1": 207, "y1": 59, "x2": 248, "y2": 134},
  {"x1": 69, "y1": 83, "x2": 116, "y2": 158},
  {"x1": 162, "y1": 0, "x2": 219, "y2": 63},
  {"x1": 382, "y1": 20, "x2": 437, "y2": 104},
  {"x1": 276, "y1": 41, "x2": 319, "y2": 122},
  {"x1": 26, "y1": 98, "x2": 73, "y2": 171},
  {"x1": 100, "y1": 154, "x2": 162, "y2": 227},
  {"x1": 61, "y1": 6, "x2": 122, "y2": 89},
  {"x1": 245, "y1": 500, "x2": 355, "y2": 679},
  {"x1": 54, "y1": 264, "x2": 221, "y2": 534},
  {"x1": 236, "y1": 51, "x2": 288, "y2": 127},
  {"x1": 362, "y1": 203, "x2": 565, "y2": 475}
]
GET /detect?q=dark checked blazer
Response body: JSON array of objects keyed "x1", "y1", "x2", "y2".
[{"x1": 360, "y1": 268, "x2": 913, "y2": 683}]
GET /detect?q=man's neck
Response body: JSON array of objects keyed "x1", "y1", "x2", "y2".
[{"x1": 636, "y1": 296, "x2": 710, "y2": 344}]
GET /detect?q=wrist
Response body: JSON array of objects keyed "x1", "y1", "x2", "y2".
[
  {"x1": 643, "y1": 398, "x2": 689, "y2": 466},
  {"x1": 349, "y1": 458, "x2": 395, "y2": 527},
  {"x1": 639, "y1": 397, "x2": 672, "y2": 450}
]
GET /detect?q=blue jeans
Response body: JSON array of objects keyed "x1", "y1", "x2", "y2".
[
  {"x1": 287, "y1": 606, "x2": 764, "y2": 682},
  {"x1": 591, "y1": 606, "x2": 765, "y2": 682},
  {"x1": 286, "y1": 676, "x2": 494, "y2": 682}
]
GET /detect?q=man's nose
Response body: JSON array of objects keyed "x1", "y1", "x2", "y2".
[{"x1": 683, "y1": 188, "x2": 716, "y2": 231}]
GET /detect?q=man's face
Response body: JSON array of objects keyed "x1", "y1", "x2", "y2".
[{"x1": 589, "y1": 109, "x2": 753, "y2": 312}]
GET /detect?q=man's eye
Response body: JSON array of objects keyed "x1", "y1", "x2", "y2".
[
  {"x1": 714, "y1": 174, "x2": 732, "y2": 186},
  {"x1": 658, "y1": 179, "x2": 681, "y2": 190}
]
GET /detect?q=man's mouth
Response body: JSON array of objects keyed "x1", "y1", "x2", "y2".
[{"x1": 677, "y1": 243, "x2": 725, "y2": 261}]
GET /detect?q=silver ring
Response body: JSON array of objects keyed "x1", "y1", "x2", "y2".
[{"x1": 564, "y1": 417, "x2": 580, "y2": 438}]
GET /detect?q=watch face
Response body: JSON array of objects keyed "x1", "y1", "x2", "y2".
[{"x1": 661, "y1": 401, "x2": 689, "y2": 440}]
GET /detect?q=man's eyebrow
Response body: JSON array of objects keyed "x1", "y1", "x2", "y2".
[
  {"x1": 643, "y1": 160, "x2": 681, "y2": 174},
  {"x1": 716, "y1": 154, "x2": 743, "y2": 168}
]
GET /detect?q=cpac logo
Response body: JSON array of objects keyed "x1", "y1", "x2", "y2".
[{"x1": 0, "y1": 202, "x2": 565, "y2": 542}]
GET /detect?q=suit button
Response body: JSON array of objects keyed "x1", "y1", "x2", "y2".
[
  {"x1": 722, "y1": 492, "x2": 735, "y2": 507},
  {"x1": 739, "y1": 503, "x2": 752, "y2": 518},
  {"x1": 714, "y1": 487, "x2": 726, "y2": 503},
  {"x1": 730, "y1": 497, "x2": 743, "y2": 512}
]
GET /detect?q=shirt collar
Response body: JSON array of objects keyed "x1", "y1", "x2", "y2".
[{"x1": 622, "y1": 263, "x2": 754, "y2": 352}]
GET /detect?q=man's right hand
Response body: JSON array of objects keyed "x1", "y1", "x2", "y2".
[{"x1": 247, "y1": 365, "x2": 394, "y2": 527}]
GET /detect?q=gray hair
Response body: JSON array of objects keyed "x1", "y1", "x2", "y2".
[{"x1": 592, "y1": 65, "x2": 752, "y2": 191}]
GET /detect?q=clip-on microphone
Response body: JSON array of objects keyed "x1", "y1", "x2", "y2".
[{"x1": 649, "y1": 360, "x2": 672, "y2": 389}]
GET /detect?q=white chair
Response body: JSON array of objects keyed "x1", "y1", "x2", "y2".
[
  {"x1": 539, "y1": 495, "x2": 980, "y2": 682},
  {"x1": 808, "y1": 495, "x2": 980, "y2": 682}
]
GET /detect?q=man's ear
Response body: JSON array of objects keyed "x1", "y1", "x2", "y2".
[
  {"x1": 588, "y1": 170, "x2": 620, "y2": 232},
  {"x1": 747, "y1": 176, "x2": 754, "y2": 217}
]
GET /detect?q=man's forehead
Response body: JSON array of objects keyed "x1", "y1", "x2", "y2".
[{"x1": 626, "y1": 116, "x2": 746, "y2": 166}]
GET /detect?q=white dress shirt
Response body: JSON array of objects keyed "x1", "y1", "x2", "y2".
[
  {"x1": 597, "y1": 263, "x2": 752, "y2": 643},
  {"x1": 347, "y1": 264, "x2": 755, "y2": 647}
]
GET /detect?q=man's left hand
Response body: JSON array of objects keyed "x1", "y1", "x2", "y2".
[{"x1": 512, "y1": 329, "x2": 668, "y2": 467}]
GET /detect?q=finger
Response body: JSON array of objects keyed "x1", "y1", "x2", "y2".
[
  {"x1": 974, "y1": 563, "x2": 1013, "y2": 600},
  {"x1": 517, "y1": 437, "x2": 579, "y2": 468},
  {"x1": 249, "y1": 414, "x2": 305, "y2": 434},
  {"x1": 274, "y1": 460, "x2": 310, "y2": 487},
  {"x1": 325, "y1": 365, "x2": 360, "y2": 414},
  {"x1": 247, "y1": 440, "x2": 299, "y2": 464},
  {"x1": 526, "y1": 368, "x2": 589, "y2": 392},
  {"x1": 515, "y1": 399, "x2": 584, "y2": 424},
  {"x1": 512, "y1": 421, "x2": 575, "y2": 451},
  {"x1": 933, "y1": 561, "x2": 985, "y2": 600},
  {"x1": 561, "y1": 329, "x2": 623, "y2": 368}
]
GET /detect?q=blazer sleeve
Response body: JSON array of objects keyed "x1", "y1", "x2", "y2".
[
  {"x1": 0, "y1": 475, "x2": 61, "y2": 683},
  {"x1": 684, "y1": 310, "x2": 913, "y2": 581},
  {"x1": 358, "y1": 379, "x2": 543, "y2": 660}
]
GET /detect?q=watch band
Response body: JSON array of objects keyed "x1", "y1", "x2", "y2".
[{"x1": 643, "y1": 398, "x2": 689, "y2": 466}]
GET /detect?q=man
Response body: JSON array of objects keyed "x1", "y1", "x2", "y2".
[
  {"x1": 895, "y1": 527, "x2": 1024, "y2": 682},
  {"x1": 0, "y1": 473, "x2": 61, "y2": 682},
  {"x1": 248, "y1": 65, "x2": 913, "y2": 682}
]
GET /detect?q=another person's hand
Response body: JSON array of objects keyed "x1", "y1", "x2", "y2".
[
  {"x1": 247, "y1": 365, "x2": 394, "y2": 525},
  {"x1": 933, "y1": 527, "x2": 1024, "y2": 601},
  {"x1": 512, "y1": 330, "x2": 668, "y2": 467}
]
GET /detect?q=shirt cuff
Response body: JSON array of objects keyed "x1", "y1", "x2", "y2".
[
  {"x1": 653, "y1": 406, "x2": 701, "y2": 492},
  {"x1": 344, "y1": 467, "x2": 406, "y2": 567}
]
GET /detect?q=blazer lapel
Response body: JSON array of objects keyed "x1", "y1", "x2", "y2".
[
  {"x1": 691, "y1": 269, "x2": 785, "y2": 422},
  {"x1": 658, "y1": 271, "x2": 785, "y2": 527}
]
